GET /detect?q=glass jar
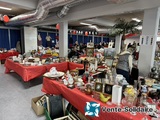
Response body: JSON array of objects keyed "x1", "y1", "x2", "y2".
[
  {"x1": 140, "y1": 93, "x2": 147, "y2": 106},
  {"x1": 122, "y1": 86, "x2": 138, "y2": 107}
]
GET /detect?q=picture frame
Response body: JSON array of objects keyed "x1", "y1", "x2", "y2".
[
  {"x1": 95, "y1": 82, "x2": 103, "y2": 92},
  {"x1": 86, "y1": 48, "x2": 94, "y2": 57},
  {"x1": 105, "y1": 59, "x2": 113, "y2": 67},
  {"x1": 104, "y1": 84, "x2": 113, "y2": 95},
  {"x1": 87, "y1": 42, "x2": 94, "y2": 48},
  {"x1": 104, "y1": 48, "x2": 115, "y2": 59}
]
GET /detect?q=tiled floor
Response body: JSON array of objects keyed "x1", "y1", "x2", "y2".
[{"x1": 0, "y1": 64, "x2": 45, "y2": 120}]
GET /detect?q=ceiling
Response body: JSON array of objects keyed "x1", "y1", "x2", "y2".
[
  {"x1": 0, "y1": 1, "x2": 30, "y2": 17},
  {"x1": 0, "y1": 0, "x2": 159, "y2": 33},
  {"x1": 68, "y1": 10, "x2": 144, "y2": 31}
]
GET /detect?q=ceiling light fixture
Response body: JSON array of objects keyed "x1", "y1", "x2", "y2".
[
  {"x1": 80, "y1": 22, "x2": 92, "y2": 26},
  {"x1": 90, "y1": 25, "x2": 97, "y2": 29},
  {"x1": 0, "y1": 6, "x2": 12, "y2": 11},
  {"x1": 132, "y1": 18, "x2": 141, "y2": 22}
]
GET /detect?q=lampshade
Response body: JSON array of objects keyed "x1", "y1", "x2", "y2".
[
  {"x1": 3, "y1": 15, "x2": 9, "y2": 23},
  {"x1": 56, "y1": 23, "x2": 60, "y2": 30},
  {"x1": 85, "y1": 31, "x2": 88, "y2": 36},
  {"x1": 73, "y1": 30, "x2": 76, "y2": 34}
]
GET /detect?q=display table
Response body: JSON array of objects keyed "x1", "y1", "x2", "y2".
[
  {"x1": 42, "y1": 77, "x2": 151, "y2": 120},
  {"x1": 5, "y1": 59, "x2": 84, "y2": 82},
  {"x1": 0, "y1": 51, "x2": 19, "y2": 60},
  {"x1": 5, "y1": 59, "x2": 46, "y2": 82}
]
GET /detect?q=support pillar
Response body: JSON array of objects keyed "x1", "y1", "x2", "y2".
[
  {"x1": 138, "y1": 7, "x2": 160, "y2": 76},
  {"x1": 101, "y1": 35, "x2": 103, "y2": 43},
  {"x1": 23, "y1": 26, "x2": 37, "y2": 53},
  {"x1": 115, "y1": 34, "x2": 122, "y2": 54},
  {"x1": 92, "y1": 34, "x2": 94, "y2": 43},
  {"x1": 59, "y1": 21, "x2": 68, "y2": 57}
]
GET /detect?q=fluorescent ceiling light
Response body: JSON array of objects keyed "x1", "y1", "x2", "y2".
[
  {"x1": 89, "y1": 25, "x2": 110, "y2": 32},
  {"x1": 0, "y1": 6, "x2": 12, "y2": 10},
  {"x1": 132, "y1": 18, "x2": 141, "y2": 22},
  {"x1": 80, "y1": 22, "x2": 92, "y2": 26},
  {"x1": 90, "y1": 25, "x2": 97, "y2": 29}
]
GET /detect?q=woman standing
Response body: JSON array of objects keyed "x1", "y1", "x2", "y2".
[{"x1": 116, "y1": 47, "x2": 133, "y2": 83}]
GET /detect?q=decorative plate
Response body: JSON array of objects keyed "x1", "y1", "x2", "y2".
[
  {"x1": 43, "y1": 71, "x2": 64, "y2": 78},
  {"x1": 97, "y1": 68, "x2": 106, "y2": 72}
]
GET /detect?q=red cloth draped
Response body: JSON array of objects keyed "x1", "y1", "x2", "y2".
[
  {"x1": 5, "y1": 60, "x2": 84, "y2": 82},
  {"x1": 5, "y1": 59, "x2": 46, "y2": 82},
  {"x1": 0, "y1": 51, "x2": 19, "y2": 60},
  {"x1": 45, "y1": 62, "x2": 69, "y2": 72},
  {"x1": 42, "y1": 78, "x2": 151, "y2": 120},
  {"x1": 68, "y1": 62, "x2": 84, "y2": 70}
]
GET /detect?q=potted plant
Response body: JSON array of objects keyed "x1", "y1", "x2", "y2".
[{"x1": 109, "y1": 18, "x2": 142, "y2": 50}]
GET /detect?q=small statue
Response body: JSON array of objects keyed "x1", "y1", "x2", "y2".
[{"x1": 141, "y1": 85, "x2": 148, "y2": 93}]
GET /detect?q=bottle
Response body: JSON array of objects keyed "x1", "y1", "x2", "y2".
[
  {"x1": 140, "y1": 93, "x2": 147, "y2": 106},
  {"x1": 88, "y1": 74, "x2": 91, "y2": 83},
  {"x1": 134, "y1": 80, "x2": 138, "y2": 90},
  {"x1": 112, "y1": 68, "x2": 117, "y2": 84}
]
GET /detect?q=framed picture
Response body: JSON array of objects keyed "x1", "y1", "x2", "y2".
[
  {"x1": 104, "y1": 84, "x2": 113, "y2": 95},
  {"x1": 104, "y1": 48, "x2": 115, "y2": 59},
  {"x1": 105, "y1": 59, "x2": 113, "y2": 67},
  {"x1": 95, "y1": 82, "x2": 103, "y2": 92},
  {"x1": 87, "y1": 42, "x2": 94, "y2": 48},
  {"x1": 86, "y1": 48, "x2": 94, "y2": 57}
]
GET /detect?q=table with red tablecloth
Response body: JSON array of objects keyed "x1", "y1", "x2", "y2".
[
  {"x1": 42, "y1": 77, "x2": 151, "y2": 120},
  {"x1": 5, "y1": 59, "x2": 84, "y2": 82},
  {"x1": 5, "y1": 59, "x2": 47, "y2": 82},
  {"x1": 0, "y1": 51, "x2": 19, "y2": 60},
  {"x1": 45, "y1": 62, "x2": 84, "y2": 72}
]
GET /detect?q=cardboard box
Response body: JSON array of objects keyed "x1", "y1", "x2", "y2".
[{"x1": 31, "y1": 95, "x2": 44, "y2": 116}]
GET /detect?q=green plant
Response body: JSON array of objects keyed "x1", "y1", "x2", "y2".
[{"x1": 109, "y1": 18, "x2": 142, "y2": 39}]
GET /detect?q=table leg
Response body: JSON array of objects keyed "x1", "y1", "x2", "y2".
[
  {"x1": 0, "y1": 59, "x2": 6, "y2": 64},
  {"x1": 23, "y1": 81, "x2": 31, "y2": 88}
]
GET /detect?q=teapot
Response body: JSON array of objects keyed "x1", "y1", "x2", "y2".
[{"x1": 50, "y1": 67, "x2": 57, "y2": 75}]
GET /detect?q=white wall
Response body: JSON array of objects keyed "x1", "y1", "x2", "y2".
[{"x1": 24, "y1": 27, "x2": 37, "y2": 52}]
